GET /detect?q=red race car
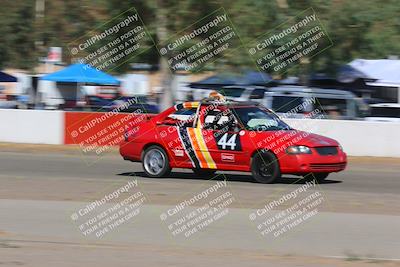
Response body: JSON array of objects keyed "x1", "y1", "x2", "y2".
[{"x1": 120, "y1": 96, "x2": 347, "y2": 183}]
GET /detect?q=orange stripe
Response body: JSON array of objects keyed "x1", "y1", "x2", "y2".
[
  {"x1": 187, "y1": 128, "x2": 207, "y2": 168},
  {"x1": 193, "y1": 128, "x2": 216, "y2": 169},
  {"x1": 183, "y1": 102, "x2": 199, "y2": 109}
]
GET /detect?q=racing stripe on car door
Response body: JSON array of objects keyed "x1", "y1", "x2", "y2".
[
  {"x1": 192, "y1": 128, "x2": 217, "y2": 169},
  {"x1": 187, "y1": 128, "x2": 208, "y2": 168},
  {"x1": 187, "y1": 128, "x2": 217, "y2": 169},
  {"x1": 177, "y1": 126, "x2": 200, "y2": 168}
]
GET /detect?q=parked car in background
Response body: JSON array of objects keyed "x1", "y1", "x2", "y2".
[
  {"x1": 365, "y1": 103, "x2": 400, "y2": 122},
  {"x1": 227, "y1": 86, "x2": 368, "y2": 119},
  {"x1": 85, "y1": 95, "x2": 114, "y2": 111},
  {"x1": 0, "y1": 94, "x2": 18, "y2": 109},
  {"x1": 261, "y1": 86, "x2": 368, "y2": 120},
  {"x1": 190, "y1": 85, "x2": 369, "y2": 120},
  {"x1": 85, "y1": 95, "x2": 159, "y2": 114},
  {"x1": 112, "y1": 96, "x2": 159, "y2": 114}
]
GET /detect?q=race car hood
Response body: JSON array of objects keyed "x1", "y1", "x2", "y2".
[
  {"x1": 254, "y1": 130, "x2": 339, "y2": 148},
  {"x1": 293, "y1": 131, "x2": 339, "y2": 147}
]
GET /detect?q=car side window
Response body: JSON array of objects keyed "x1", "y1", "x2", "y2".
[
  {"x1": 272, "y1": 96, "x2": 304, "y2": 113},
  {"x1": 203, "y1": 108, "x2": 239, "y2": 132},
  {"x1": 314, "y1": 98, "x2": 347, "y2": 119},
  {"x1": 249, "y1": 89, "x2": 265, "y2": 99},
  {"x1": 164, "y1": 108, "x2": 197, "y2": 127}
]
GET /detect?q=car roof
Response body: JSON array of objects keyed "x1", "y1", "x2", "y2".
[
  {"x1": 186, "y1": 100, "x2": 260, "y2": 107},
  {"x1": 370, "y1": 103, "x2": 400, "y2": 108},
  {"x1": 268, "y1": 86, "x2": 355, "y2": 97},
  {"x1": 221, "y1": 85, "x2": 268, "y2": 90}
]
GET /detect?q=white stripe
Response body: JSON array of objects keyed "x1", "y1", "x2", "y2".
[
  {"x1": 177, "y1": 126, "x2": 195, "y2": 167},
  {"x1": 187, "y1": 128, "x2": 202, "y2": 167}
]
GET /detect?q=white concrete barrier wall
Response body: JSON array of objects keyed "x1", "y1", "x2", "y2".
[
  {"x1": 285, "y1": 118, "x2": 400, "y2": 158},
  {"x1": 0, "y1": 109, "x2": 64, "y2": 145},
  {"x1": 0, "y1": 109, "x2": 399, "y2": 157}
]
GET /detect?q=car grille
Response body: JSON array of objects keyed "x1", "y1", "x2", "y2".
[
  {"x1": 315, "y1": 146, "x2": 338, "y2": 156},
  {"x1": 309, "y1": 163, "x2": 346, "y2": 170}
]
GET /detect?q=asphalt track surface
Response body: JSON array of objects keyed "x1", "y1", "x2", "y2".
[{"x1": 0, "y1": 145, "x2": 400, "y2": 267}]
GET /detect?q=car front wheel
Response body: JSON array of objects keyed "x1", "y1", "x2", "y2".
[
  {"x1": 251, "y1": 151, "x2": 281, "y2": 184},
  {"x1": 142, "y1": 145, "x2": 171, "y2": 178}
]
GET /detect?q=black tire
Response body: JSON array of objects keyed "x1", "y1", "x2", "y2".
[
  {"x1": 251, "y1": 151, "x2": 281, "y2": 184},
  {"x1": 142, "y1": 145, "x2": 171, "y2": 178},
  {"x1": 303, "y1": 173, "x2": 329, "y2": 183},
  {"x1": 192, "y1": 169, "x2": 216, "y2": 178}
]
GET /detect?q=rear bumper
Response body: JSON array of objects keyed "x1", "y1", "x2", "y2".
[
  {"x1": 280, "y1": 149, "x2": 347, "y2": 174},
  {"x1": 119, "y1": 141, "x2": 143, "y2": 162}
]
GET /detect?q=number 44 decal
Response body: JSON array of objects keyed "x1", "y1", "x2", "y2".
[{"x1": 216, "y1": 133, "x2": 242, "y2": 151}]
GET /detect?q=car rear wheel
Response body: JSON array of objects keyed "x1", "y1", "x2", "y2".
[
  {"x1": 192, "y1": 169, "x2": 216, "y2": 177},
  {"x1": 142, "y1": 145, "x2": 171, "y2": 178},
  {"x1": 303, "y1": 172, "x2": 329, "y2": 183},
  {"x1": 251, "y1": 151, "x2": 281, "y2": 184}
]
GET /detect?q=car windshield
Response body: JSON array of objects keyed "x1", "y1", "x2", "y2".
[
  {"x1": 370, "y1": 107, "x2": 400, "y2": 118},
  {"x1": 118, "y1": 96, "x2": 147, "y2": 104},
  {"x1": 272, "y1": 96, "x2": 305, "y2": 113},
  {"x1": 233, "y1": 106, "x2": 292, "y2": 131}
]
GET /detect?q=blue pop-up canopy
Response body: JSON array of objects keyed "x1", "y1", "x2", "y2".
[
  {"x1": 40, "y1": 63, "x2": 120, "y2": 85},
  {"x1": 0, "y1": 71, "x2": 17, "y2": 82}
]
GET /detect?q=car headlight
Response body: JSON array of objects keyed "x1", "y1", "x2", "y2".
[{"x1": 286, "y1": 145, "x2": 312, "y2": 154}]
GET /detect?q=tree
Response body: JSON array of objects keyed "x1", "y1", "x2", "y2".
[
  {"x1": 0, "y1": 0, "x2": 398, "y2": 78},
  {"x1": 0, "y1": 1, "x2": 36, "y2": 70}
]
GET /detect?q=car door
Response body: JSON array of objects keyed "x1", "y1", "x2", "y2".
[
  {"x1": 156, "y1": 107, "x2": 197, "y2": 168},
  {"x1": 196, "y1": 105, "x2": 248, "y2": 170}
]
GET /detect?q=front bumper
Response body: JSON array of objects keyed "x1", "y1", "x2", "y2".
[{"x1": 279, "y1": 148, "x2": 347, "y2": 174}]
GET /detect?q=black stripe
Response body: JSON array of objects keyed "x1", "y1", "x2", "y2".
[
  {"x1": 178, "y1": 127, "x2": 200, "y2": 168},
  {"x1": 175, "y1": 103, "x2": 184, "y2": 110}
]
